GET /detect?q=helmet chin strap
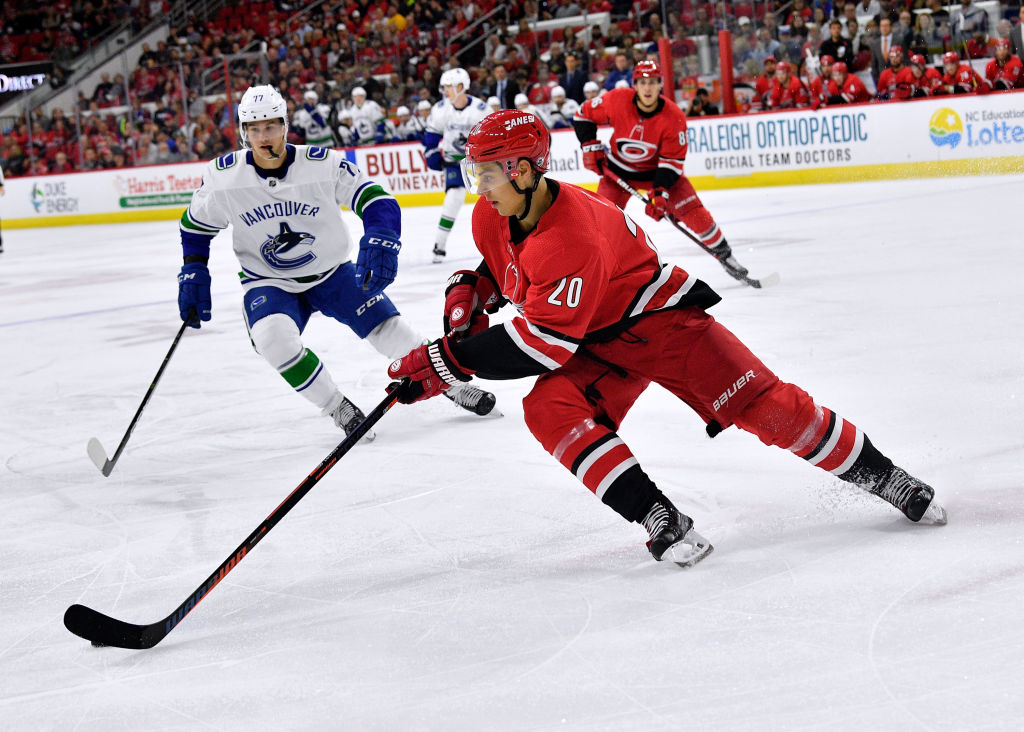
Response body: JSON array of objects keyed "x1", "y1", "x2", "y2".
[{"x1": 510, "y1": 172, "x2": 541, "y2": 222}]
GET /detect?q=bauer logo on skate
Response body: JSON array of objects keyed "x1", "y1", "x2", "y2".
[{"x1": 713, "y1": 370, "x2": 757, "y2": 412}]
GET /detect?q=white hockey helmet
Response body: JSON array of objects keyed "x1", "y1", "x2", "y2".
[
  {"x1": 303, "y1": 89, "x2": 318, "y2": 102},
  {"x1": 439, "y1": 67, "x2": 471, "y2": 95},
  {"x1": 583, "y1": 80, "x2": 600, "y2": 94},
  {"x1": 396, "y1": 105, "x2": 410, "y2": 117},
  {"x1": 351, "y1": 85, "x2": 367, "y2": 98},
  {"x1": 514, "y1": 92, "x2": 529, "y2": 108},
  {"x1": 416, "y1": 99, "x2": 432, "y2": 112},
  {"x1": 550, "y1": 85, "x2": 566, "y2": 100},
  {"x1": 487, "y1": 95, "x2": 501, "y2": 108},
  {"x1": 238, "y1": 84, "x2": 288, "y2": 147}
]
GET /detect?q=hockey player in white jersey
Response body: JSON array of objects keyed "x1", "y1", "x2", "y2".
[
  {"x1": 392, "y1": 105, "x2": 425, "y2": 142},
  {"x1": 422, "y1": 68, "x2": 491, "y2": 263},
  {"x1": 176, "y1": 85, "x2": 497, "y2": 438},
  {"x1": 291, "y1": 90, "x2": 335, "y2": 147},
  {"x1": 514, "y1": 92, "x2": 552, "y2": 128},
  {"x1": 347, "y1": 86, "x2": 388, "y2": 145},
  {"x1": 544, "y1": 85, "x2": 579, "y2": 129}
]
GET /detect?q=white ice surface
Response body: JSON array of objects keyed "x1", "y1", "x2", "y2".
[{"x1": 1, "y1": 175, "x2": 1023, "y2": 731}]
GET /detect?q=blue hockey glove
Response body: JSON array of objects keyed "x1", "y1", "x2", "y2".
[
  {"x1": 356, "y1": 229, "x2": 401, "y2": 294},
  {"x1": 177, "y1": 261, "x2": 211, "y2": 327}
]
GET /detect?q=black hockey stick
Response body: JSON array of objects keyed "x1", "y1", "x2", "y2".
[
  {"x1": 87, "y1": 312, "x2": 194, "y2": 476},
  {"x1": 602, "y1": 170, "x2": 779, "y2": 289},
  {"x1": 65, "y1": 382, "x2": 406, "y2": 649}
]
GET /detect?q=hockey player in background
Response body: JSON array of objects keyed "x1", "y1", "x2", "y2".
[
  {"x1": 898, "y1": 55, "x2": 942, "y2": 97},
  {"x1": 936, "y1": 51, "x2": 986, "y2": 95},
  {"x1": 335, "y1": 109, "x2": 356, "y2": 147},
  {"x1": 985, "y1": 39, "x2": 1024, "y2": 90},
  {"x1": 422, "y1": 68, "x2": 491, "y2": 263},
  {"x1": 809, "y1": 55, "x2": 839, "y2": 109},
  {"x1": 387, "y1": 110, "x2": 947, "y2": 567},
  {"x1": 176, "y1": 85, "x2": 497, "y2": 440},
  {"x1": 514, "y1": 92, "x2": 552, "y2": 127},
  {"x1": 828, "y1": 62, "x2": 873, "y2": 104},
  {"x1": 347, "y1": 86, "x2": 389, "y2": 144},
  {"x1": 544, "y1": 85, "x2": 579, "y2": 129},
  {"x1": 392, "y1": 105, "x2": 423, "y2": 142},
  {"x1": 291, "y1": 90, "x2": 335, "y2": 147},
  {"x1": 572, "y1": 59, "x2": 750, "y2": 285}
]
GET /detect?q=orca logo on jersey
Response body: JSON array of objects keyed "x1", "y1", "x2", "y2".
[
  {"x1": 260, "y1": 222, "x2": 317, "y2": 270},
  {"x1": 615, "y1": 138, "x2": 659, "y2": 164}
]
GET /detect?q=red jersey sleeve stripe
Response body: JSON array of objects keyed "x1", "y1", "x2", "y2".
[
  {"x1": 658, "y1": 158, "x2": 685, "y2": 175},
  {"x1": 504, "y1": 318, "x2": 577, "y2": 370}
]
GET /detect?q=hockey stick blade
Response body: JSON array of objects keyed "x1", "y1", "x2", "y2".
[
  {"x1": 64, "y1": 604, "x2": 160, "y2": 649},
  {"x1": 740, "y1": 271, "x2": 780, "y2": 290},
  {"x1": 86, "y1": 437, "x2": 113, "y2": 476},
  {"x1": 89, "y1": 316, "x2": 191, "y2": 477},
  {"x1": 63, "y1": 382, "x2": 405, "y2": 650}
]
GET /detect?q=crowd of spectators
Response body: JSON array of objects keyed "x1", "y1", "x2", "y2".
[{"x1": 3, "y1": 0, "x2": 1023, "y2": 177}]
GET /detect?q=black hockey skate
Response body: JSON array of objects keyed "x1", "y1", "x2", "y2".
[
  {"x1": 329, "y1": 396, "x2": 376, "y2": 442},
  {"x1": 640, "y1": 498, "x2": 713, "y2": 567},
  {"x1": 444, "y1": 382, "x2": 500, "y2": 417},
  {"x1": 432, "y1": 245, "x2": 446, "y2": 264},
  {"x1": 870, "y1": 466, "x2": 947, "y2": 525}
]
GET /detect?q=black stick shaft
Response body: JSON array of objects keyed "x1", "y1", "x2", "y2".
[
  {"x1": 101, "y1": 314, "x2": 192, "y2": 476},
  {"x1": 64, "y1": 383, "x2": 405, "y2": 649}
]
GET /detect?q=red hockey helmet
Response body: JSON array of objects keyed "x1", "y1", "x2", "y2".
[
  {"x1": 832, "y1": 61, "x2": 848, "y2": 75},
  {"x1": 995, "y1": 38, "x2": 1011, "y2": 49},
  {"x1": 461, "y1": 109, "x2": 550, "y2": 194},
  {"x1": 820, "y1": 54, "x2": 836, "y2": 66},
  {"x1": 633, "y1": 59, "x2": 662, "y2": 82},
  {"x1": 943, "y1": 51, "x2": 960, "y2": 65},
  {"x1": 910, "y1": 53, "x2": 927, "y2": 67},
  {"x1": 776, "y1": 60, "x2": 792, "y2": 73},
  {"x1": 888, "y1": 44, "x2": 903, "y2": 57}
]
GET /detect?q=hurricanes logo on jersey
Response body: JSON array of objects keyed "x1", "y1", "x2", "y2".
[
  {"x1": 260, "y1": 222, "x2": 317, "y2": 270},
  {"x1": 615, "y1": 138, "x2": 658, "y2": 164}
]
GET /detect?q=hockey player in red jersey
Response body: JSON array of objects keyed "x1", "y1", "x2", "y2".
[
  {"x1": 828, "y1": 62, "x2": 873, "y2": 104},
  {"x1": 387, "y1": 110, "x2": 947, "y2": 568},
  {"x1": 754, "y1": 56, "x2": 777, "y2": 109},
  {"x1": 897, "y1": 55, "x2": 942, "y2": 97},
  {"x1": 767, "y1": 61, "x2": 810, "y2": 109},
  {"x1": 875, "y1": 45, "x2": 907, "y2": 100},
  {"x1": 809, "y1": 55, "x2": 840, "y2": 109},
  {"x1": 985, "y1": 39, "x2": 1024, "y2": 90},
  {"x1": 937, "y1": 51, "x2": 986, "y2": 95},
  {"x1": 571, "y1": 59, "x2": 750, "y2": 286}
]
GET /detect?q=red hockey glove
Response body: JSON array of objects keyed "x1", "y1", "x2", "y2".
[
  {"x1": 388, "y1": 338, "x2": 473, "y2": 404},
  {"x1": 443, "y1": 270, "x2": 500, "y2": 339},
  {"x1": 581, "y1": 140, "x2": 606, "y2": 175},
  {"x1": 645, "y1": 188, "x2": 670, "y2": 221}
]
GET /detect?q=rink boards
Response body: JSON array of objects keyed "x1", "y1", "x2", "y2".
[{"x1": 3, "y1": 91, "x2": 1022, "y2": 229}]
